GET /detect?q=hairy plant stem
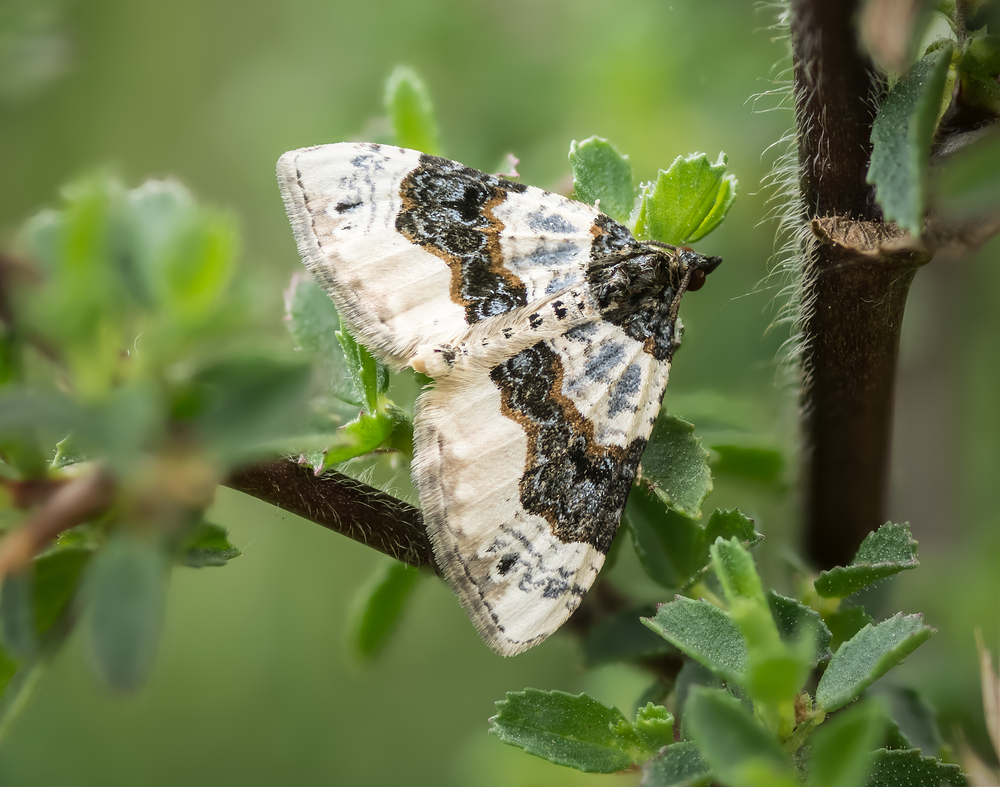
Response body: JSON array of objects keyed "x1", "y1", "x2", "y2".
[
  {"x1": 224, "y1": 459, "x2": 437, "y2": 571},
  {"x1": 789, "y1": 0, "x2": 931, "y2": 568},
  {"x1": 224, "y1": 459, "x2": 676, "y2": 670}
]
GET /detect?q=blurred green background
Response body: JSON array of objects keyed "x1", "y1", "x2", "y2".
[{"x1": 0, "y1": 1, "x2": 996, "y2": 784}]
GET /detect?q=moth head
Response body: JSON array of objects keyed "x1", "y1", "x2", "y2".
[
  {"x1": 676, "y1": 246, "x2": 722, "y2": 292},
  {"x1": 675, "y1": 246, "x2": 722, "y2": 292}
]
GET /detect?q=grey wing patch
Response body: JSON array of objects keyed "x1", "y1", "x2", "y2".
[
  {"x1": 558, "y1": 320, "x2": 670, "y2": 445},
  {"x1": 492, "y1": 186, "x2": 599, "y2": 302},
  {"x1": 488, "y1": 340, "x2": 646, "y2": 553}
]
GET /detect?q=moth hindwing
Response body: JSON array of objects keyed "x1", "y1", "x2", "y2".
[{"x1": 277, "y1": 142, "x2": 721, "y2": 655}]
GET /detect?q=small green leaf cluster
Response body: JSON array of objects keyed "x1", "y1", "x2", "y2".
[
  {"x1": 0, "y1": 175, "x2": 268, "y2": 728},
  {"x1": 0, "y1": 70, "x2": 440, "y2": 729},
  {"x1": 569, "y1": 136, "x2": 737, "y2": 246},
  {"x1": 867, "y1": 4, "x2": 1000, "y2": 236},
  {"x1": 284, "y1": 275, "x2": 413, "y2": 475},
  {"x1": 491, "y1": 689, "x2": 673, "y2": 773},
  {"x1": 492, "y1": 522, "x2": 965, "y2": 786}
]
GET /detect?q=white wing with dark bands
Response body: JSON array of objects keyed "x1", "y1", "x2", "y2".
[
  {"x1": 278, "y1": 142, "x2": 692, "y2": 656},
  {"x1": 277, "y1": 142, "x2": 599, "y2": 368},
  {"x1": 413, "y1": 309, "x2": 671, "y2": 655}
]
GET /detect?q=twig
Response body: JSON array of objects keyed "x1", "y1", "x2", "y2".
[
  {"x1": 790, "y1": 0, "x2": 928, "y2": 568},
  {"x1": 224, "y1": 459, "x2": 436, "y2": 571},
  {"x1": 0, "y1": 467, "x2": 116, "y2": 580}
]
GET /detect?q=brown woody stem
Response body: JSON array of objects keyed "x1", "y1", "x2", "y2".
[
  {"x1": 790, "y1": 1, "x2": 932, "y2": 568},
  {"x1": 224, "y1": 459, "x2": 437, "y2": 571},
  {"x1": 0, "y1": 468, "x2": 116, "y2": 580}
]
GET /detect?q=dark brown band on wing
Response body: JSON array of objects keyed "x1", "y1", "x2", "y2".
[
  {"x1": 490, "y1": 340, "x2": 644, "y2": 553},
  {"x1": 396, "y1": 154, "x2": 529, "y2": 324}
]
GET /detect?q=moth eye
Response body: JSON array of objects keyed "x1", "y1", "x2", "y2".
[{"x1": 687, "y1": 268, "x2": 708, "y2": 292}]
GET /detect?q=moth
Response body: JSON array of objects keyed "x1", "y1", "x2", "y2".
[{"x1": 277, "y1": 142, "x2": 721, "y2": 655}]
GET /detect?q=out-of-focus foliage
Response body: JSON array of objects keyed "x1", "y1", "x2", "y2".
[{"x1": 0, "y1": 2, "x2": 994, "y2": 786}]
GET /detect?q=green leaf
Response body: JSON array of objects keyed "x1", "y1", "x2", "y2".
[
  {"x1": 628, "y1": 502, "x2": 761, "y2": 592},
  {"x1": 1, "y1": 546, "x2": 92, "y2": 660},
  {"x1": 634, "y1": 680, "x2": 672, "y2": 715},
  {"x1": 119, "y1": 177, "x2": 195, "y2": 306},
  {"x1": 125, "y1": 179, "x2": 236, "y2": 320},
  {"x1": 815, "y1": 613, "x2": 934, "y2": 712},
  {"x1": 0, "y1": 646, "x2": 19, "y2": 701},
  {"x1": 385, "y1": 65, "x2": 440, "y2": 155},
  {"x1": 933, "y1": 125, "x2": 1000, "y2": 219},
  {"x1": 626, "y1": 491, "x2": 701, "y2": 589},
  {"x1": 708, "y1": 441, "x2": 784, "y2": 484},
  {"x1": 767, "y1": 590, "x2": 832, "y2": 665},
  {"x1": 864, "y1": 748, "x2": 968, "y2": 786},
  {"x1": 643, "y1": 597, "x2": 747, "y2": 683},
  {"x1": 178, "y1": 522, "x2": 241, "y2": 567},
  {"x1": 0, "y1": 657, "x2": 45, "y2": 745},
  {"x1": 336, "y1": 326, "x2": 388, "y2": 416},
  {"x1": 569, "y1": 137, "x2": 635, "y2": 224},
  {"x1": 639, "y1": 413, "x2": 712, "y2": 520},
  {"x1": 684, "y1": 687, "x2": 798, "y2": 787},
  {"x1": 490, "y1": 689, "x2": 636, "y2": 773},
  {"x1": 191, "y1": 354, "x2": 313, "y2": 462},
  {"x1": 870, "y1": 684, "x2": 944, "y2": 755},
  {"x1": 19, "y1": 174, "x2": 127, "y2": 396},
  {"x1": 0, "y1": 572, "x2": 35, "y2": 659},
  {"x1": 744, "y1": 643, "x2": 812, "y2": 715},
  {"x1": 641, "y1": 741, "x2": 711, "y2": 787},
  {"x1": 815, "y1": 522, "x2": 919, "y2": 598},
  {"x1": 83, "y1": 534, "x2": 171, "y2": 692},
  {"x1": 826, "y1": 604, "x2": 873, "y2": 652},
  {"x1": 808, "y1": 701, "x2": 886, "y2": 787},
  {"x1": 51, "y1": 434, "x2": 88, "y2": 468},
  {"x1": 30, "y1": 546, "x2": 91, "y2": 639},
  {"x1": 81, "y1": 382, "x2": 163, "y2": 474},
  {"x1": 0, "y1": 389, "x2": 85, "y2": 478},
  {"x1": 633, "y1": 153, "x2": 736, "y2": 245},
  {"x1": 712, "y1": 555, "x2": 809, "y2": 715},
  {"x1": 675, "y1": 658, "x2": 722, "y2": 726},
  {"x1": 634, "y1": 702, "x2": 674, "y2": 753},
  {"x1": 320, "y1": 402, "x2": 412, "y2": 469},
  {"x1": 285, "y1": 275, "x2": 360, "y2": 406},
  {"x1": 711, "y1": 537, "x2": 765, "y2": 606},
  {"x1": 582, "y1": 605, "x2": 675, "y2": 667},
  {"x1": 347, "y1": 560, "x2": 421, "y2": 662},
  {"x1": 867, "y1": 45, "x2": 954, "y2": 236},
  {"x1": 957, "y1": 32, "x2": 1000, "y2": 114},
  {"x1": 702, "y1": 509, "x2": 763, "y2": 558},
  {"x1": 628, "y1": 504, "x2": 761, "y2": 592}
]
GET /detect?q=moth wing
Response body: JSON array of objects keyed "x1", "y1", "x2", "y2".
[
  {"x1": 413, "y1": 317, "x2": 671, "y2": 655},
  {"x1": 277, "y1": 142, "x2": 601, "y2": 367}
]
